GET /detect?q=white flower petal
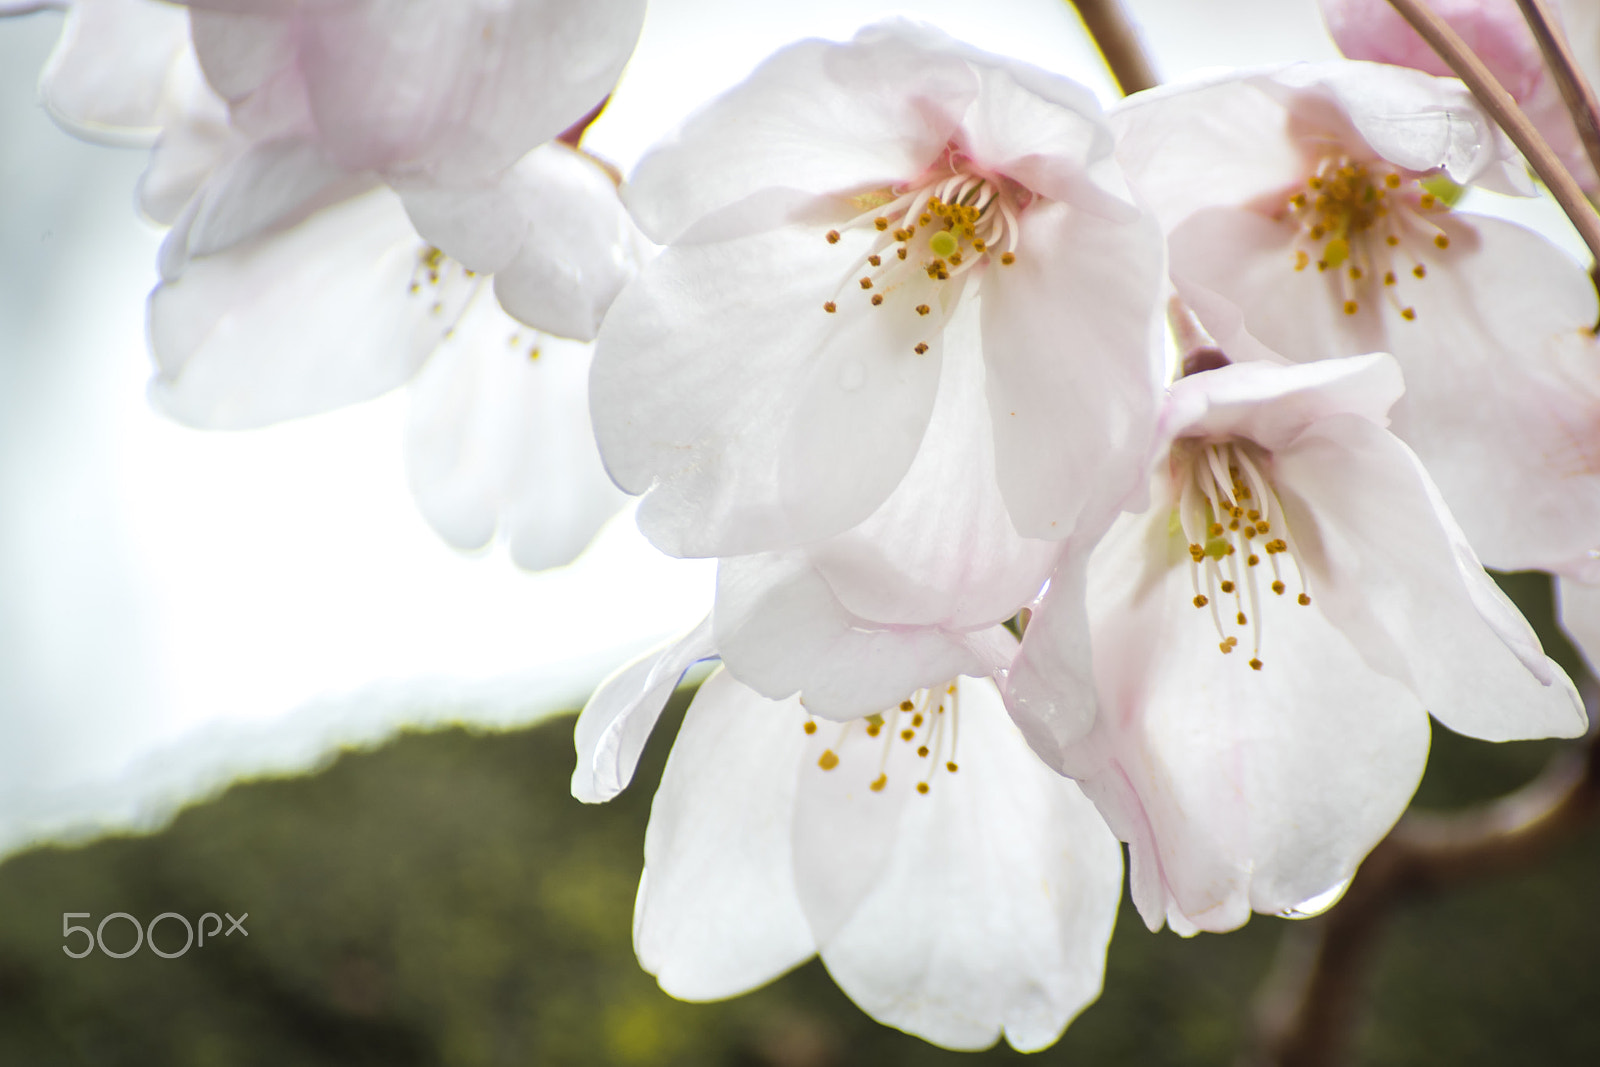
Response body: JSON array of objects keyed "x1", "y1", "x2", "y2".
[
  {"x1": 403, "y1": 299, "x2": 625, "y2": 571},
  {"x1": 808, "y1": 302, "x2": 1057, "y2": 627},
  {"x1": 592, "y1": 226, "x2": 941, "y2": 557},
  {"x1": 1276, "y1": 414, "x2": 1586, "y2": 741},
  {"x1": 1112, "y1": 69, "x2": 1310, "y2": 235},
  {"x1": 39, "y1": 0, "x2": 190, "y2": 144},
  {"x1": 188, "y1": 0, "x2": 646, "y2": 184},
  {"x1": 807, "y1": 677, "x2": 1123, "y2": 1051},
  {"x1": 633, "y1": 670, "x2": 817, "y2": 1001},
  {"x1": 980, "y1": 198, "x2": 1165, "y2": 540},
  {"x1": 173, "y1": 134, "x2": 373, "y2": 265},
  {"x1": 571, "y1": 616, "x2": 716, "y2": 804},
  {"x1": 147, "y1": 188, "x2": 468, "y2": 428},
  {"x1": 624, "y1": 27, "x2": 976, "y2": 244},
  {"x1": 187, "y1": 8, "x2": 297, "y2": 103},
  {"x1": 715, "y1": 554, "x2": 1007, "y2": 720},
  {"x1": 1162, "y1": 351, "x2": 1404, "y2": 454},
  {"x1": 403, "y1": 143, "x2": 645, "y2": 342}
]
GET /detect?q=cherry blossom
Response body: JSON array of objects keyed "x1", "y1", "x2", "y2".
[
  {"x1": 574, "y1": 627, "x2": 1122, "y2": 1052},
  {"x1": 1114, "y1": 61, "x2": 1600, "y2": 575},
  {"x1": 1007, "y1": 354, "x2": 1587, "y2": 934},
  {"x1": 591, "y1": 19, "x2": 1164, "y2": 559}
]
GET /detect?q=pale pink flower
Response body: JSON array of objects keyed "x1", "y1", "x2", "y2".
[
  {"x1": 1007, "y1": 354, "x2": 1587, "y2": 934},
  {"x1": 1115, "y1": 62, "x2": 1600, "y2": 575},
  {"x1": 591, "y1": 19, "x2": 1165, "y2": 559},
  {"x1": 574, "y1": 626, "x2": 1122, "y2": 1052}
]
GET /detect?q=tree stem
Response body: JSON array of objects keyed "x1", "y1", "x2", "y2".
[
  {"x1": 1514, "y1": 0, "x2": 1600, "y2": 190},
  {"x1": 1067, "y1": 0, "x2": 1160, "y2": 96}
]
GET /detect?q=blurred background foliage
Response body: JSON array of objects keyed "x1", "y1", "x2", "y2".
[{"x1": 0, "y1": 573, "x2": 1595, "y2": 1066}]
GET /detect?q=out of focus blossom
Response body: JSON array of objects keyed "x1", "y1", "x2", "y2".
[
  {"x1": 574, "y1": 628, "x2": 1122, "y2": 1052},
  {"x1": 592, "y1": 19, "x2": 1164, "y2": 559},
  {"x1": 1007, "y1": 355, "x2": 1586, "y2": 934},
  {"x1": 1115, "y1": 62, "x2": 1600, "y2": 576}
]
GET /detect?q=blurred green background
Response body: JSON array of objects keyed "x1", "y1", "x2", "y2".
[{"x1": 0, "y1": 573, "x2": 1595, "y2": 1066}]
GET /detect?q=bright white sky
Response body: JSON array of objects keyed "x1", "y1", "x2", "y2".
[{"x1": 0, "y1": 0, "x2": 1584, "y2": 854}]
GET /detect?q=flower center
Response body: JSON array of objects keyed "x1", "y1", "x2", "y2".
[
  {"x1": 804, "y1": 682, "x2": 962, "y2": 795},
  {"x1": 1284, "y1": 156, "x2": 1455, "y2": 321},
  {"x1": 820, "y1": 159, "x2": 1023, "y2": 354},
  {"x1": 1175, "y1": 439, "x2": 1312, "y2": 670}
]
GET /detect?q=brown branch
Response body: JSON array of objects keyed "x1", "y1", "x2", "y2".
[
  {"x1": 1067, "y1": 0, "x2": 1160, "y2": 96},
  {"x1": 1245, "y1": 730, "x2": 1600, "y2": 1067},
  {"x1": 1515, "y1": 0, "x2": 1600, "y2": 189},
  {"x1": 1385, "y1": 0, "x2": 1600, "y2": 268}
]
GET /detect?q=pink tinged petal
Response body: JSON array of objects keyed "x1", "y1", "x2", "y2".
[
  {"x1": 402, "y1": 143, "x2": 646, "y2": 342},
  {"x1": 186, "y1": 9, "x2": 298, "y2": 104},
  {"x1": 1112, "y1": 73, "x2": 1309, "y2": 235},
  {"x1": 147, "y1": 188, "x2": 468, "y2": 428},
  {"x1": 624, "y1": 27, "x2": 977, "y2": 245},
  {"x1": 958, "y1": 61, "x2": 1136, "y2": 224},
  {"x1": 808, "y1": 307, "x2": 1058, "y2": 628},
  {"x1": 633, "y1": 670, "x2": 817, "y2": 1000},
  {"x1": 806, "y1": 677, "x2": 1123, "y2": 1051},
  {"x1": 289, "y1": 0, "x2": 646, "y2": 184},
  {"x1": 1073, "y1": 504, "x2": 1430, "y2": 932},
  {"x1": 38, "y1": 0, "x2": 190, "y2": 144},
  {"x1": 1162, "y1": 352, "x2": 1405, "y2": 454},
  {"x1": 592, "y1": 226, "x2": 941, "y2": 557},
  {"x1": 981, "y1": 198, "x2": 1166, "y2": 541},
  {"x1": 1275, "y1": 414, "x2": 1587, "y2": 741},
  {"x1": 403, "y1": 300, "x2": 625, "y2": 572},
  {"x1": 715, "y1": 553, "x2": 1009, "y2": 721},
  {"x1": 1320, "y1": 0, "x2": 1548, "y2": 99},
  {"x1": 1176, "y1": 208, "x2": 1600, "y2": 574},
  {"x1": 571, "y1": 616, "x2": 716, "y2": 804},
  {"x1": 164, "y1": 135, "x2": 376, "y2": 269}
]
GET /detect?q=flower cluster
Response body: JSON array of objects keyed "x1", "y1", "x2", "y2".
[{"x1": 11, "y1": 0, "x2": 1600, "y2": 1053}]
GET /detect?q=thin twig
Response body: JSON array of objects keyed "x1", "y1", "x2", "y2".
[
  {"x1": 1514, "y1": 0, "x2": 1600, "y2": 189},
  {"x1": 1246, "y1": 731, "x2": 1600, "y2": 1067},
  {"x1": 1067, "y1": 0, "x2": 1160, "y2": 96},
  {"x1": 1385, "y1": 0, "x2": 1600, "y2": 269}
]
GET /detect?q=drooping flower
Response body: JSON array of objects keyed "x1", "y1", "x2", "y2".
[
  {"x1": 1317, "y1": 0, "x2": 1595, "y2": 187},
  {"x1": 1007, "y1": 353, "x2": 1587, "y2": 934},
  {"x1": 591, "y1": 19, "x2": 1164, "y2": 559},
  {"x1": 1113, "y1": 62, "x2": 1600, "y2": 575},
  {"x1": 148, "y1": 182, "x2": 630, "y2": 569},
  {"x1": 121, "y1": 0, "x2": 647, "y2": 567},
  {"x1": 574, "y1": 624, "x2": 1123, "y2": 1052}
]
